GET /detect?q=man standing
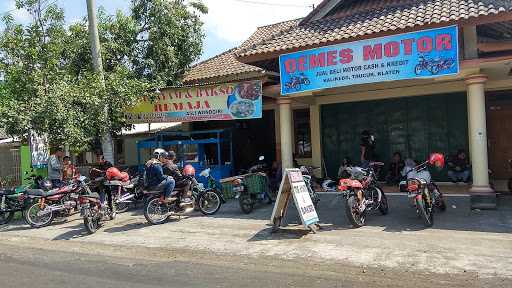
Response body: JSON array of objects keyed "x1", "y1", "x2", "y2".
[{"x1": 48, "y1": 148, "x2": 64, "y2": 187}]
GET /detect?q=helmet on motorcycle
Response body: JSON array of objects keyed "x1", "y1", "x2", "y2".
[
  {"x1": 429, "y1": 153, "x2": 445, "y2": 169},
  {"x1": 106, "y1": 167, "x2": 122, "y2": 181},
  {"x1": 299, "y1": 166, "x2": 309, "y2": 175},
  {"x1": 183, "y1": 164, "x2": 195, "y2": 176},
  {"x1": 153, "y1": 148, "x2": 168, "y2": 159}
]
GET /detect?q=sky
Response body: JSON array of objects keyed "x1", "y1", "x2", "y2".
[{"x1": 0, "y1": 0, "x2": 323, "y2": 61}]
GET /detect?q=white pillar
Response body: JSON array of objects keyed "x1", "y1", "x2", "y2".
[
  {"x1": 278, "y1": 98, "x2": 294, "y2": 169},
  {"x1": 465, "y1": 74, "x2": 493, "y2": 195}
]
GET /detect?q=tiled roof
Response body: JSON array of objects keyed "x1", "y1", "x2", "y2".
[
  {"x1": 182, "y1": 19, "x2": 301, "y2": 85},
  {"x1": 238, "y1": 0, "x2": 512, "y2": 59}
]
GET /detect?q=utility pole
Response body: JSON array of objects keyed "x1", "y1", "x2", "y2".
[{"x1": 86, "y1": 0, "x2": 115, "y2": 164}]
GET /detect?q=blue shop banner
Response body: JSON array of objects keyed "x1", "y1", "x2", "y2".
[{"x1": 279, "y1": 25, "x2": 459, "y2": 95}]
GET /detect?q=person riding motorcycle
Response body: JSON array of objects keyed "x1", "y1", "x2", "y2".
[
  {"x1": 144, "y1": 149, "x2": 176, "y2": 204},
  {"x1": 162, "y1": 151, "x2": 193, "y2": 205}
]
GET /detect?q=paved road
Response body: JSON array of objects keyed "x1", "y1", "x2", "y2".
[
  {"x1": 0, "y1": 239, "x2": 508, "y2": 288},
  {"x1": 0, "y1": 194, "x2": 511, "y2": 286}
]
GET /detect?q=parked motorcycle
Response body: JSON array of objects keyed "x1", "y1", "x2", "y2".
[
  {"x1": 235, "y1": 156, "x2": 273, "y2": 214},
  {"x1": 299, "y1": 166, "x2": 320, "y2": 208},
  {"x1": 79, "y1": 177, "x2": 116, "y2": 234},
  {"x1": 143, "y1": 165, "x2": 223, "y2": 225},
  {"x1": 24, "y1": 176, "x2": 87, "y2": 228},
  {"x1": 403, "y1": 153, "x2": 446, "y2": 227},
  {"x1": 0, "y1": 187, "x2": 27, "y2": 225},
  {"x1": 104, "y1": 174, "x2": 144, "y2": 213},
  {"x1": 338, "y1": 162, "x2": 389, "y2": 228},
  {"x1": 0, "y1": 172, "x2": 43, "y2": 225}
]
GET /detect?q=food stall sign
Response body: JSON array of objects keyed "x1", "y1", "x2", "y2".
[
  {"x1": 126, "y1": 80, "x2": 263, "y2": 123},
  {"x1": 271, "y1": 168, "x2": 320, "y2": 233},
  {"x1": 279, "y1": 25, "x2": 459, "y2": 95}
]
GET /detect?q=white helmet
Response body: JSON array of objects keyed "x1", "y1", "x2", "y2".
[{"x1": 153, "y1": 148, "x2": 168, "y2": 158}]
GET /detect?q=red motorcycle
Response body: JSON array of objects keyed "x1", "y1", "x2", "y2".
[
  {"x1": 338, "y1": 162, "x2": 389, "y2": 228},
  {"x1": 403, "y1": 153, "x2": 446, "y2": 227},
  {"x1": 24, "y1": 176, "x2": 88, "y2": 228}
]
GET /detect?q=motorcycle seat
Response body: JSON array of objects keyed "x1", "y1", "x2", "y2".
[
  {"x1": 83, "y1": 192, "x2": 100, "y2": 199},
  {"x1": 104, "y1": 180, "x2": 126, "y2": 186},
  {"x1": 26, "y1": 189, "x2": 61, "y2": 197},
  {"x1": 143, "y1": 187, "x2": 187, "y2": 195},
  {"x1": 0, "y1": 189, "x2": 16, "y2": 195}
]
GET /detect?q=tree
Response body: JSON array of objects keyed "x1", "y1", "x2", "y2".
[{"x1": 0, "y1": 0, "x2": 207, "y2": 151}]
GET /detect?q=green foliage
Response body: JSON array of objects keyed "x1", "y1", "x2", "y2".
[{"x1": 0, "y1": 0, "x2": 206, "y2": 151}]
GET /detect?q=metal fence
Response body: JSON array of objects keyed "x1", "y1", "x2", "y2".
[{"x1": 0, "y1": 142, "x2": 21, "y2": 187}]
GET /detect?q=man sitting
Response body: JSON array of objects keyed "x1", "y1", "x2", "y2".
[
  {"x1": 145, "y1": 149, "x2": 176, "y2": 203},
  {"x1": 447, "y1": 150, "x2": 471, "y2": 183},
  {"x1": 162, "y1": 151, "x2": 192, "y2": 205}
]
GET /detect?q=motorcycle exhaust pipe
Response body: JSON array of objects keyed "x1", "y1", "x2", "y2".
[
  {"x1": 48, "y1": 205, "x2": 65, "y2": 212},
  {"x1": 117, "y1": 193, "x2": 135, "y2": 203}
]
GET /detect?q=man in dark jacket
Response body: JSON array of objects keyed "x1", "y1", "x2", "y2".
[
  {"x1": 162, "y1": 151, "x2": 193, "y2": 205},
  {"x1": 447, "y1": 149, "x2": 471, "y2": 183},
  {"x1": 145, "y1": 149, "x2": 175, "y2": 203}
]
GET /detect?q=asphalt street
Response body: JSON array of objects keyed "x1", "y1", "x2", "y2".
[
  {"x1": 0, "y1": 239, "x2": 508, "y2": 288},
  {"x1": 0, "y1": 194, "x2": 510, "y2": 287}
]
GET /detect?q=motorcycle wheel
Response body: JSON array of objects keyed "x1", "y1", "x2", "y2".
[
  {"x1": 115, "y1": 202, "x2": 130, "y2": 214},
  {"x1": 429, "y1": 64, "x2": 440, "y2": 75},
  {"x1": 345, "y1": 195, "x2": 365, "y2": 228},
  {"x1": 0, "y1": 205, "x2": 14, "y2": 225},
  {"x1": 239, "y1": 194, "x2": 254, "y2": 214},
  {"x1": 416, "y1": 196, "x2": 434, "y2": 227},
  {"x1": 414, "y1": 64, "x2": 422, "y2": 75},
  {"x1": 24, "y1": 202, "x2": 54, "y2": 228},
  {"x1": 84, "y1": 215, "x2": 99, "y2": 234},
  {"x1": 144, "y1": 197, "x2": 170, "y2": 225},
  {"x1": 198, "y1": 191, "x2": 221, "y2": 216},
  {"x1": 378, "y1": 192, "x2": 389, "y2": 215}
]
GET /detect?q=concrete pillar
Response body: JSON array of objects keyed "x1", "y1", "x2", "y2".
[
  {"x1": 274, "y1": 107, "x2": 281, "y2": 162},
  {"x1": 278, "y1": 98, "x2": 294, "y2": 169},
  {"x1": 310, "y1": 104, "x2": 322, "y2": 178},
  {"x1": 465, "y1": 74, "x2": 496, "y2": 209}
]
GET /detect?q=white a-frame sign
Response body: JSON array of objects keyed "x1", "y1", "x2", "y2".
[{"x1": 271, "y1": 168, "x2": 319, "y2": 233}]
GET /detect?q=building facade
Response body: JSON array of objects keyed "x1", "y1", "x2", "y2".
[{"x1": 180, "y1": 0, "x2": 512, "y2": 208}]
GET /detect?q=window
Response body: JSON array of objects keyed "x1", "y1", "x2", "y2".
[{"x1": 294, "y1": 109, "x2": 311, "y2": 158}]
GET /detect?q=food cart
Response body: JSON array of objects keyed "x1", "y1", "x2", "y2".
[{"x1": 136, "y1": 129, "x2": 233, "y2": 184}]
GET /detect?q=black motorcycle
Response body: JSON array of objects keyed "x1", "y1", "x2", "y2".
[
  {"x1": 143, "y1": 175, "x2": 223, "y2": 225},
  {"x1": 234, "y1": 156, "x2": 273, "y2": 214}
]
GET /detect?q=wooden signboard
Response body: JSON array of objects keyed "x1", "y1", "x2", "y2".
[{"x1": 271, "y1": 168, "x2": 320, "y2": 233}]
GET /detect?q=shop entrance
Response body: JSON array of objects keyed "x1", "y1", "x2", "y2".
[
  {"x1": 321, "y1": 93, "x2": 469, "y2": 181},
  {"x1": 487, "y1": 92, "x2": 512, "y2": 179},
  {"x1": 193, "y1": 109, "x2": 276, "y2": 173}
]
